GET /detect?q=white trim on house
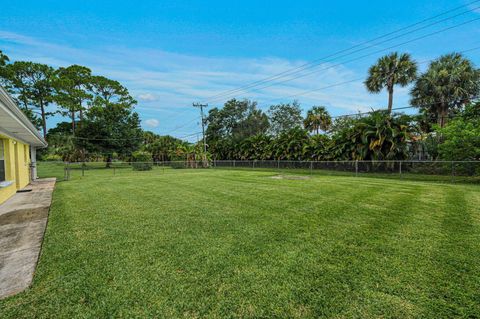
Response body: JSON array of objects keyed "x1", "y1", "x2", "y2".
[{"x1": 0, "y1": 86, "x2": 47, "y2": 148}]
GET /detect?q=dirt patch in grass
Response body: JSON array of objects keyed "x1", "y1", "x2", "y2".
[{"x1": 269, "y1": 174, "x2": 311, "y2": 180}]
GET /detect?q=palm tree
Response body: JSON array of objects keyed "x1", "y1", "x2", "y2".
[
  {"x1": 303, "y1": 106, "x2": 332, "y2": 134},
  {"x1": 365, "y1": 52, "x2": 417, "y2": 113},
  {"x1": 410, "y1": 53, "x2": 480, "y2": 128}
]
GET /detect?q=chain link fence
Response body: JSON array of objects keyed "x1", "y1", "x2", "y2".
[
  {"x1": 37, "y1": 160, "x2": 480, "y2": 184},
  {"x1": 213, "y1": 160, "x2": 479, "y2": 183}
]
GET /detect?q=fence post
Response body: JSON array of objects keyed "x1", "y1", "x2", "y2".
[
  {"x1": 253, "y1": 160, "x2": 255, "y2": 169},
  {"x1": 310, "y1": 161, "x2": 313, "y2": 175},
  {"x1": 82, "y1": 162, "x2": 85, "y2": 177},
  {"x1": 355, "y1": 160, "x2": 358, "y2": 177},
  {"x1": 64, "y1": 164, "x2": 67, "y2": 181},
  {"x1": 67, "y1": 163, "x2": 71, "y2": 181},
  {"x1": 233, "y1": 160, "x2": 236, "y2": 168},
  {"x1": 451, "y1": 161, "x2": 455, "y2": 183},
  {"x1": 399, "y1": 161, "x2": 402, "y2": 179}
]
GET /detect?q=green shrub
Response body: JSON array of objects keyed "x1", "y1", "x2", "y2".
[
  {"x1": 42, "y1": 154, "x2": 63, "y2": 161},
  {"x1": 436, "y1": 116, "x2": 480, "y2": 176},
  {"x1": 437, "y1": 118, "x2": 480, "y2": 161},
  {"x1": 132, "y1": 151, "x2": 153, "y2": 171}
]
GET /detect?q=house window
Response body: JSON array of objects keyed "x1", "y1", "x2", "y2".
[{"x1": 0, "y1": 140, "x2": 5, "y2": 181}]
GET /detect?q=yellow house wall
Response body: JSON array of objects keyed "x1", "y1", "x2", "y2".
[
  {"x1": 0, "y1": 184, "x2": 16, "y2": 204},
  {"x1": 0, "y1": 135, "x2": 31, "y2": 204},
  {"x1": 16, "y1": 142, "x2": 30, "y2": 189}
]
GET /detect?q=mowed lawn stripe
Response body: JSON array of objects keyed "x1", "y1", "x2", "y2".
[
  {"x1": 285, "y1": 182, "x2": 424, "y2": 318},
  {"x1": 423, "y1": 187, "x2": 480, "y2": 318},
  {"x1": 0, "y1": 169, "x2": 479, "y2": 318}
]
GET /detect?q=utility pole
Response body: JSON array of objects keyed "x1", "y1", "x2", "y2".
[{"x1": 193, "y1": 103, "x2": 208, "y2": 153}]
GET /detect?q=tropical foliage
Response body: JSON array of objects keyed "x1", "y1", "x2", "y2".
[
  {"x1": 142, "y1": 133, "x2": 187, "y2": 162},
  {"x1": 330, "y1": 112, "x2": 414, "y2": 160},
  {"x1": 205, "y1": 110, "x2": 415, "y2": 161}
]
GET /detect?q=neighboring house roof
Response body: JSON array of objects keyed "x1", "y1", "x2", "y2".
[{"x1": 0, "y1": 86, "x2": 48, "y2": 148}]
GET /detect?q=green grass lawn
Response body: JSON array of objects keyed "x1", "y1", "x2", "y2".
[{"x1": 1, "y1": 166, "x2": 479, "y2": 318}]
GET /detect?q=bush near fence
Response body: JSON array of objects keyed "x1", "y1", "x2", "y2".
[{"x1": 132, "y1": 151, "x2": 153, "y2": 171}]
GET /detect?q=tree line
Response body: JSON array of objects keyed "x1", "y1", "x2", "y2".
[
  {"x1": 205, "y1": 52, "x2": 480, "y2": 161},
  {"x1": 0, "y1": 49, "x2": 479, "y2": 162}
]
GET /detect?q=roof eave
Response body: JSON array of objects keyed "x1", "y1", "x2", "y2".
[{"x1": 0, "y1": 86, "x2": 48, "y2": 148}]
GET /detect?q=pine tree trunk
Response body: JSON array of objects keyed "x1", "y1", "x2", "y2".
[
  {"x1": 78, "y1": 98, "x2": 83, "y2": 128},
  {"x1": 40, "y1": 101, "x2": 47, "y2": 138},
  {"x1": 71, "y1": 111, "x2": 75, "y2": 135}
]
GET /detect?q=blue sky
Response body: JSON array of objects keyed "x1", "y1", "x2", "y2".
[{"x1": 1, "y1": 0, "x2": 480, "y2": 140}]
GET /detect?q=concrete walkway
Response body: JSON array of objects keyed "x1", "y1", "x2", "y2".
[{"x1": 0, "y1": 178, "x2": 56, "y2": 299}]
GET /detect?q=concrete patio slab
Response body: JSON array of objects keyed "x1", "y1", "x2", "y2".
[{"x1": 0, "y1": 178, "x2": 56, "y2": 299}]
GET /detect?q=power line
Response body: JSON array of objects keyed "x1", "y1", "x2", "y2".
[
  {"x1": 70, "y1": 131, "x2": 203, "y2": 142},
  {"x1": 71, "y1": 117, "x2": 202, "y2": 141},
  {"x1": 152, "y1": 44, "x2": 480, "y2": 140},
  {"x1": 202, "y1": 1, "x2": 480, "y2": 102},
  {"x1": 329, "y1": 95, "x2": 480, "y2": 120},
  {"x1": 177, "y1": 131, "x2": 203, "y2": 140},
  {"x1": 330, "y1": 106, "x2": 417, "y2": 119},
  {"x1": 146, "y1": 7, "x2": 480, "y2": 137},
  {"x1": 162, "y1": 116, "x2": 201, "y2": 134},
  {"x1": 72, "y1": 136, "x2": 145, "y2": 141},
  {"x1": 163, "y1": 44, "x2": 480, "y2": 140},
  {"x1": 137, "y1": 1, "x2": 480, "y2": 127},
  {"x1": 255, "y1": 45, "x2": 480, "y2": 106},
  {"x1": 206, "y1": 16, "x2": 480, "y2": 104},
  {"x1": 155, "y1": 105, "x2": 195, "y2": 124}
]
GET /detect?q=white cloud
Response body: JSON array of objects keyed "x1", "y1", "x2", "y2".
[
  {"x1": 137, "y1": 93, "x2": 157, "y2": 101},
  {"x1": 144, "y1": 118, "x2": 160, "y2": 128},
  {"x1": 0, "y1": 30, "x2": 412, "y2": 135}
]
